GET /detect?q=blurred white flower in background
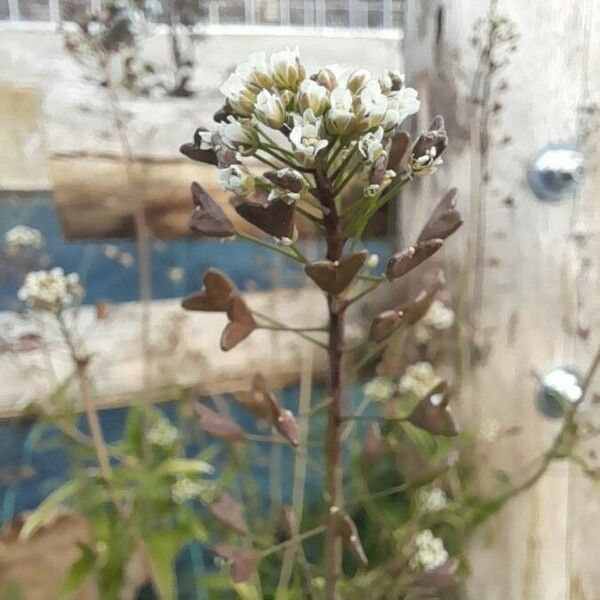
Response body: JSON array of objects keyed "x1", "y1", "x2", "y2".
[
  {"x1": 366, "y1": 253, "x2": 380, "y2": 269},
  {"x1": 398, "y1": 362, "x2": 440, "y2": 398},
  {"x1": 410, "y1": 529, "x2": 449, "y2": 572},
  {"x1": 147, "y1": 417, "x2": 178, "y2": 448},
  {"x1": 480, "y1": 417, "x2": 501, "y2": 442},
  {"x1": 423, "y1": 300, "x2": 455, "y2": 330},
  {"x1": 4, "y1": 226, "x2": 44, "y2": 254},
  {"x1": 417, "y1": 487, "x2": 449, "y2": 513},
  {"x1": 364, "y1": 376, "x2": 396, "y2": 402},
  {"x1": 171, "y1": 478, "x2": 216, "y2": 504},
  {"x1": 18, "y1": 268, "x2": 83, "y2": 312}
]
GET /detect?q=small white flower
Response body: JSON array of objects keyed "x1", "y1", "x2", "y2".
[
  {"x1": 103, "y1": 244, "x2": 119, "y2": 259},
  {"x1": 254, "y1": 89, "x2": 286, "y2": 129},
  {"x1": 18, "y1": 268, "x2": 83, "y2": 311},
  {"x1": 422, "y1": 300, "x2": 455, "y2": 331},
  {"x1": 543, "y1": 369, "x2": 583, "y2": 404},
  {"x1": 409, "y1": 145, "x2": 443, "y2": 176},
  {"x1": 297, "y1": 79, "x2": 330, "y2": 117},
  {"x1": 219, "y1": 116, "x2": 257, "y2": 151},
  {"x1": 366, "y1": 253, "x2": 379, "y2": 269},
  {"x1": 417, "y1": 487, "x2": 449, "y2": 513},
  {"x1": 356, "y1": 80, "x2": 388, "y2": 130},
  {"x1": 4, "y1": 226, "x2": 43, "y2": 253},
  {"x1": 218, "y1": 164, "x2": 255, "y2": 196},
  {"x1": 398, "y1": 362, "x2": 441, "y2": 398},
  {"x1": 119, "y1": 252, "x2": 134, "y2": 268},
  {"x1": 325, "y1": 87, "x2": 356, "y2": 135},
  {"x1": 196, "y1": 129, "x2": 213, "y2": 150},
  {"x1": 168, "y1": 267, "x2": 185, "y2": 282},
  {"x1": 365, "y1": 184, "x2": 380, "y2": 198},
  {"x1": 480, "y1": 418, "x2": 501, "y2": 442},
  {"x1": 410, "y1": 529, "x2": 449, "y2": 572},
  {"x1": 289, "y1": 110, "x2": 329, "y2": 165},
  {"x1": 364, "y1": 376, "x2": 395, "y2": 402},
  {"x1": 171, "y1": 478, "x2": 216, "y2": 504},
  {"x1": 383, "y1": 87, "x2": 420, "y2": 132},
  {"x1": 270, "y1": 46, "x2": 304, "y2": 89},
  {"x1": 358, "y1": 127, "x2": 386, "y2": 163},
  {"x1": 220, "y1": 67, "x2": 257, "y2": 116},
  {"x1": 147, "y1": 418, "x2": 178, "y2": 448},
  {"x1": 381, "y1": 169, "x2": 396, "y2": 190},
  {"x1": 246, "y1": 51, "x2": 272, "y2": 88}
]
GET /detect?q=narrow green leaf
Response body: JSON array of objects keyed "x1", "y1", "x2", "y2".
[{"x1": 19, "y1": 479, "x2": 82, "y2": 540}]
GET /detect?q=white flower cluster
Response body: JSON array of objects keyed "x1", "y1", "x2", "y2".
[
  {"x1": 416, "y1": 487, "x2": 449, "y2": 513},
  {"x1": 147, "y1": 417, "x2": 178, "y2": 448},
  {"x1": 171, "y1": 477, "x2": 216, "y2": 504},
  {"x1": 364, "y1": 376, "x2": 396, "y2": 402},
  {"x1": 4, "y1": 225, "x2": 44, "y2": 253},
  {"x1": 398, "y1": 362, "x2": 441, "y2": 398},
  {"x1": 18, "y1": 268, "x2": 83, "y2": 311},
  {"x1": 212, "y1": 47, "x2": 420, "y2": 193},
  {"x1": 422, "y1": 300, "x2": 455, "y2": 331},
  {"x1": 409, "y1": 529, "x2": 449, "y2": 572}
]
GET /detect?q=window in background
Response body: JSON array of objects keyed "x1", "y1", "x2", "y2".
[
  {"x1": 325, "y1": 0, "x2": 349, "y2": 28},
  {"x1": 255, "y1": 0, "x2": 280, "y2": 25},
  {"x1": 218, "y1": 0, "x2": 245, "y2": 24}
]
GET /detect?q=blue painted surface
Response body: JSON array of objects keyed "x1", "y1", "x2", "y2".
[{"x1": 0, "y1": 193, "x2": 383, "y2": 597}]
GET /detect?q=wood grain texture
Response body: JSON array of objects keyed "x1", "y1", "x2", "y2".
[{"x1": 404, "y1": 0, "x2": 600, "y2": 597}]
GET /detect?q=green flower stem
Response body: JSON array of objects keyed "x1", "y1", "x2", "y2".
[
  {"x1": 333, "y1": 161, "x2": 363, "y2": 197},
  {"x1": 289, "y1": 242, "x2": 309, "y2": 263},
  {"x1": 260, "y1": 145, "x2": 315, "y2": 174},
  {"x1": 327, "y1": 138, "x2": 345, "y2": 171},
  {"x1": 254, "y1": 152, "x2": 284, "y2": 171},
  {"x1": 253, "y1": 310, "x2": 328, "y2": 349},
  {"x1": 332, "y1": 144, "x2": 359, "y2": 182},
  {"x1": 236, "y1": 232, "x2": 303, "y2": 263}
]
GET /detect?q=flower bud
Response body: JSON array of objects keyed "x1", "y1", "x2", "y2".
[
  {"x1": 313, "y1": 67, "x2": 338, "y2": 91},
  {"x1": 220, "y1": 67, "x2": 257, "y2": 117},
  {"x1": 379, "y1": 69, "x2": 404, "y2": 94},
  {"x1": 325, "y1": 87, "x2": 357, "y2": 135},
  {"x1": 246, "y1": 51, "x2": 272, "y2": 88},
  {"x1": 367, "y1": 253, "x2": 380, "y2": 269},
  {"x1": 270, "y1": 46, "x2": 304, "y2": 90},
  {"x1": 297, "y1": 80, "x2": 330, "y2": 117},
  {"x1": 346, "y1": 68, "x2": 372, "y2": 93},
  {"x1": 218, "y1": 164, "x2": 255, "y2": 196},
  {"x1": 254, "y1": 90, "x2": 286, "y2": 129},
  {"x1": 365, "y1": 184, "x2": 380, "y2": 198}
]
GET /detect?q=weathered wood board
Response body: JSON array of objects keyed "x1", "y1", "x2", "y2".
[
  {"x1": 405, "y1": 1, "x2": 600, "y2": 598},
  {"x1": 0, "y1": 288, "x2": 328, "y2": 418}
]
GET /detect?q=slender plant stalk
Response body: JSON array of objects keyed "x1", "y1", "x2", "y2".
[{"x1": 315, "y1": 165, "x2": 347, "y2": 600}]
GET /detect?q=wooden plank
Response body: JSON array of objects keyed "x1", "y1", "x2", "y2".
[
  {"x1": 0, "y1": 288, "x2": 328, "y2": 418},
  {"x1": 403, "y1": 0, "x2": 600, "y2": 596}
]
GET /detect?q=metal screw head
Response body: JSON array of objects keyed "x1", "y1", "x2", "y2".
[
  {"x1": 528, "y1": 144, "x2": 585, "y2": 202},
  {"x1": 536, "y1": 366, "x2": 584, "y2": 419}
]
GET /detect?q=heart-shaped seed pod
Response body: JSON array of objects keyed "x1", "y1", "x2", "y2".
[
  {"x1": 188, "y1": 182, "x2": 236, "y2": 238},
  {"x1": 193, "y1": 402, "x2": 246, "y2": 442},
  {"x1": 232, "y1": 193, "x2": 296, "y2": 240},
  {"x1": 181, "y1": 268, "x2": 236, "y2": 312},
  {"x1": 385, "y1": 239, "x2": 444, "y2": 281},
  {"x1": 220, "y1": 295, "x2": 256, "y2": 351},
  {"x1": 407, "y1": 381, "x2": 458, "y2": 437},
  {"x1": 305, "y1": 251, "x2": 368, "y2": 295},
  {"x1": 417, "y1": 188, "x2": 462, "y2": 243}
]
